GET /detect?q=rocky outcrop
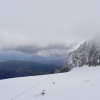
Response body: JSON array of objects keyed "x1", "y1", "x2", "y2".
[{"x1": 60, "y1": 36, "x2": 100, "y2": 72}]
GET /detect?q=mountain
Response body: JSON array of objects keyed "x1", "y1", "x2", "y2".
[
  {"x1": 0, "y1": 60, "x2": 62, "y2": 80},
  {"x1": 1, "y1": 65, "x2": 100, "y2": 100},
  {"x1": 59, "y1": 36, "x2": 100, "y2": 72}
]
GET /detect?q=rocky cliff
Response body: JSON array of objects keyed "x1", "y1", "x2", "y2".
[{"x1": 59, "y1": 37, "x2": 100, "y2": 72}]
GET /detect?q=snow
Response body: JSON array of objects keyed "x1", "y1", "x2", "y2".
[
  {"x1": 97, "y1": 59, "x2": 99, "y2": 63},
  {"x1": 1, "y1": 66, "x2": 100, "y2": 100}
]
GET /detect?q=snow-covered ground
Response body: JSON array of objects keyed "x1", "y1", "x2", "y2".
[{"x1": 0, "y1": 65, "x2": 100, "y2": 100}]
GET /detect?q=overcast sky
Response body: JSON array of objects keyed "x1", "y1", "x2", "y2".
[{"x1": 0, "y1": 0, "x2": 100, "y2": 56}]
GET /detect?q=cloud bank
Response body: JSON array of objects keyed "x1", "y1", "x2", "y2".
[
  {"x1": 0, "y1": 0, "x2": 100, "y2": 56},
  {"x1": 2, "y1": 44, "x2": 75, "y2": 57}
]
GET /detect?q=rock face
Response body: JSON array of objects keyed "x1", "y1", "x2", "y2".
[{"x1": 60, "y1": 37, "x2": 100, "y2": 72}]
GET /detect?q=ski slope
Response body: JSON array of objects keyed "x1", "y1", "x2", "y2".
[{"x1": 0, "y1": 65, "x2": 100, "y2": 100}]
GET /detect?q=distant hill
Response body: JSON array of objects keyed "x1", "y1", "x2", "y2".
[{"x1": 0, "y1": 60, "x2": 62, "y2": 80}]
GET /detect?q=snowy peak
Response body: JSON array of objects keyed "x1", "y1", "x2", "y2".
[{"x1": 59, "y1": 37, "x2": 100, "y2": 72}]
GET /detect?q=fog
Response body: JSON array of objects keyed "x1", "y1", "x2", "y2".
[{"x1": 0, "y1": 0, "x2": 99, "y2": 56}]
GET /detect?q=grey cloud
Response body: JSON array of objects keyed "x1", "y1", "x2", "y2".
[
  {"x1": 0, "y1": 0, "x2": 100, "y2": 54},
  {"x1": 2, "y1": 44, "x2": 75, "y2": 55}
]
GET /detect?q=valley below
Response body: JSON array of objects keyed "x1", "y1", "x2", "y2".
[{"x1": 0, "y1": 60, "x2": 62, "y2": 80}]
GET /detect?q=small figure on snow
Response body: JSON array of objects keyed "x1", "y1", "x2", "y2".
[
  {"x1": 41, "y1": 90, "x2": 45, "y2": 96},
  {"x1": 53, "y1": 82, "x2": 55, "y2": 84}
]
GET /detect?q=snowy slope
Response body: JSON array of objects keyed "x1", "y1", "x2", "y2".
[{"x1": 1, "y1": 66, "x2": 100, "y2": 100}]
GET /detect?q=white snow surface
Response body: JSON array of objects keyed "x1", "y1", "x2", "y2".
[{"x1": 1, "y1": 65, "x2": 100, "y2": 100}]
